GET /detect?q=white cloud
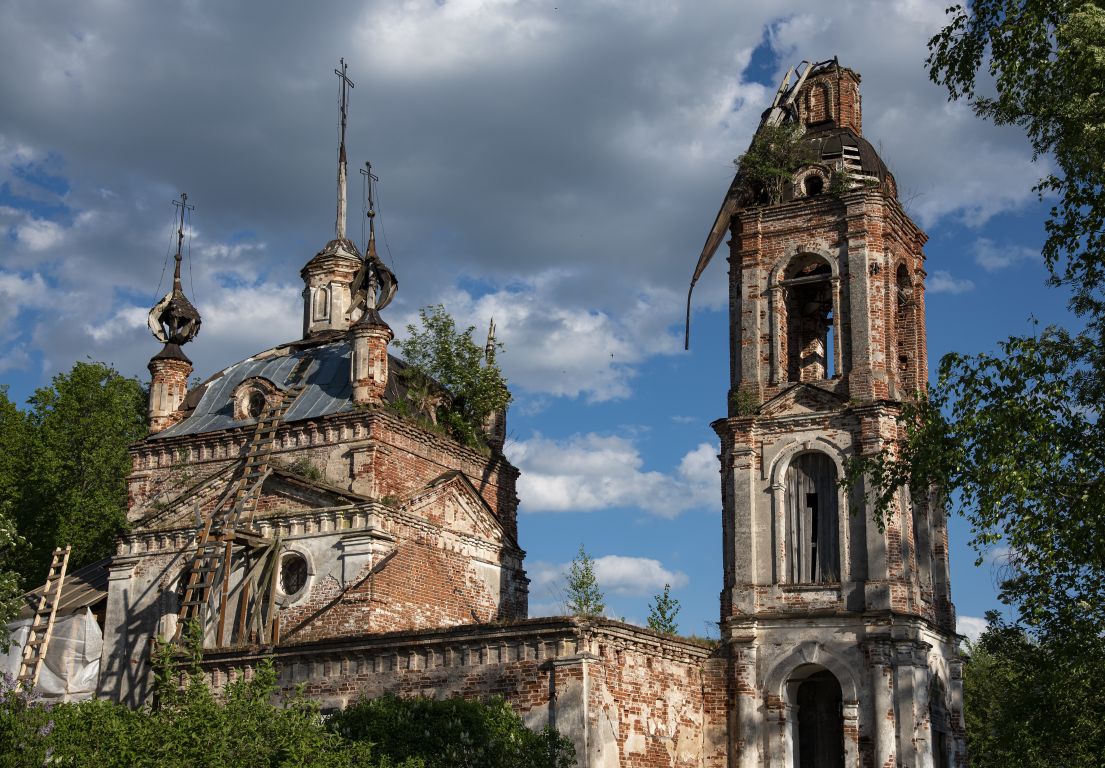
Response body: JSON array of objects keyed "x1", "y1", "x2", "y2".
[
  {"x1": 527, "y1": 553, "x2": 688, "y2": 616},
  {"x1": 509, "y1": 433, "x2": 716, "y2": 517},
  {"x1": 927, "y1": 270, "x2": 975, "y2": 295},
  {"x1": 957, "y1": 614, "x2": 988, "y2": 643},
  {"x1": 973, "y1": 237, "x2": 1040, "y2": 272},
  {"x1": 410, "y1": 274, "x2": 684, "y2": 402},
  {"x1": 594, "y1": 555, "x2": 689, "y2": 595},
  {"x1": 16, "y1": 218, "x2": 65, "y2": 251}
]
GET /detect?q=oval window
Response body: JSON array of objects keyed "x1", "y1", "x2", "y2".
[{"x1": 279, "y1": 553, "x2": 309, "y2": 597}]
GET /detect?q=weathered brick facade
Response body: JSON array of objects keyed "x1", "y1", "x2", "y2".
[{"x1": 97, "y1": 59, "x2": 966, "y2": 767}]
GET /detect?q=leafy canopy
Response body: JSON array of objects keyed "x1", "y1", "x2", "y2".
[
  {"x1": 847, "y1": 0, "x2": 1105, "y2": 644},
  {"x1": 963, "y1": 613, "x2": 1105, "y2": 768},
  {"x1": 565, "y1": 544, "x2": 605, "y2": 617},
  {"x1": 332, "y1": 693, "x2": 575, "y2": 768},
  {"x1": 394, "y1": 305, "x2": 510, "y2": 450},
  {"x1": 2, "y1": 363, "x2": 146, "y2": 587},
  {"x1": 735, "y1": 124, "x2": 816, "y2": 206},
  {"x1": 645, "y1": 583, "x2": 680, "y2": 635}
]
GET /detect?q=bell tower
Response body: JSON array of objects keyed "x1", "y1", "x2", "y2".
[{"x1": 691, "y1": 60, "x2": 966, "y2": 767}]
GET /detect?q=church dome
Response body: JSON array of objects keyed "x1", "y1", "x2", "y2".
[
  {"x1": 151, "y1": 334, "x2": 414, "y2": 439},
  {"x1": 800, "y1": 124, "x2": 896, "y2": 196}
]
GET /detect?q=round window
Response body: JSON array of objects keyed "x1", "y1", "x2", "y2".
[
  {"x1": 280, "y1": 553, "x2": 309, "y2": 596},
  {"x1": 804, "y1": 174, "x2": 824, "y2": 196}
]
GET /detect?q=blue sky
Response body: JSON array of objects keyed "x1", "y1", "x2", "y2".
[{"x1": 0, "y1": 0, "x2": 1066, "y2": 640}]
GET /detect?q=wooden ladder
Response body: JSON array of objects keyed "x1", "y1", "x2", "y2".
[
  {"x1": 17, "y1": 545, "x2": 71, "y2": 689},
  {"x1": 174, "y1": 360, "x2": 311, "y2": 644}
]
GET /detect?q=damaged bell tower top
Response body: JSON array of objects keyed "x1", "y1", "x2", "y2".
[{"x1": 692, "y1": 58, "x2": 967, "y2": 767}]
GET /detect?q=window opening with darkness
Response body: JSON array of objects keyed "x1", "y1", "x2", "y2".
[
  {"x1": 785, "y1": 452, "x2": 840, "y2": 583},
  {"x1": 782, "y1": 256, "x2": 834, "y2": 382},
  {"x1": 247, "y1": 391, "x2": 266, "y2": 419},
  {"x1": 795, "y1": 670, "x2": 845, "y2": 768},
  {"x1": 895, "y1": 265, "x2": 914, "y2": 392},
  {"x1": 280, "y1": 553, "x2": 308, "y2": 596}
]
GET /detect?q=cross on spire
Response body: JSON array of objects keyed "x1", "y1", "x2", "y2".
[
  {"x1": 334, "y1": 58, "x2": 355, "y2": 240},
  {"x1": 171, "y1": 192, "x2": 194, "y2": 288}
]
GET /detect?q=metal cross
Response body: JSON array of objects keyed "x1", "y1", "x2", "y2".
[
  {"x1": 360, "y1": 161, "x2": 378, "y2": 215},
  {"x1": 334, "y1": 58, "x2": 355, "y2": 154},
  {"x1": 171, "y1": 192, "x2": 194, "y2": 283}
]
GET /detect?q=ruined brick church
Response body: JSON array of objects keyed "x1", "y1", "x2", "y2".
[{"x1": 92, "y1": 60, "x2": 966, "y2": 767}]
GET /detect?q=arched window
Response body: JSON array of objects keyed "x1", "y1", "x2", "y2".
[
  {"x1": 785, "y1": 452, "x2": 840, "y2": 583},
  {"x1": 782, "y1": 255, "x2": 834, "y2": 382},
  {"x1": 895, "y1": 265, "x2": 914, "y2": 393},
  {"x1": 312, "y1": 285, "x2": 330, "y2": 321}
]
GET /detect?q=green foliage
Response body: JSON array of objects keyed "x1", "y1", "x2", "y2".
[
  {"x1": 645, "y1": 583, "x2": 680, "y2": 635},
  {"x1": 395, "y1": 306, "x2": 511, "y2": 450},
  {"x1": 846, "y1": 1, "x2": 1105, "y2": 646},
  {"x1": 845, "y1": 326, "x2": 1105, "y2": 639},
  {"x1": 928, "y1": 0, "x2": 1105, "y2": 320},
  {"x1": 0, "y1": 653, "x2": 386, "y2": 768},
  {"x1": 963, "y1": 613, "x2": 1105, "y2": 768},
  {"x1": 286, "y1": 456, "x2": 324, "y2": 483},
  {"x1": 826, "y1": 166, "x2": 853, "y2": 197},
  {"x1": 0, "y1": 504, "x2": 24, "y2": 652},
  {"x1": 727, "y1": 388, "x2": 759, "y2": 416},
  {"x1": 333, "y1": 693, "x2": 575, "y2": 768},
  {"x1": 734, "y1": 124, "x2": 815, "y2": 205},
  {"x1": 565, "y1": 544, "x2": 605, "y2": 617},
  {"x1": 3, "y1": 362, "x2": 146, "y2": 587}
]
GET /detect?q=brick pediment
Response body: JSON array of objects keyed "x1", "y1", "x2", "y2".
[
  {"x1": 404, "y1": 471, "x2": 507, "y2": 546},
  {"x1": 759, "y1": 383, "x2": 846, "y2": 418}
]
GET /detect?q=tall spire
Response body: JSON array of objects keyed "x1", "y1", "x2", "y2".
[
  {"x1": 334, "y1": 58, "x2": 355, "y2": 241},
  {"x1": 148, "y1": 193, "x2": 202, "y2": 352}
]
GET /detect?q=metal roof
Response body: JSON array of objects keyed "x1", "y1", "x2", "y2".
[{"x1": 152, "y1": 337, "x2": 412, "y2": 440}]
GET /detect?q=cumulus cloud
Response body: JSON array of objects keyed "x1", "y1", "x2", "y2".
[
  {"x1": 528, "y1": 553, "x2": 689, "y2": 616},
  {"x1": 508, "y1": 433, "x2": 716, "y2": 516},
  {"x1": 957, "y1": 614, "x2": 988, "y2": 643},
  {"x1": 973, "y1": 237, "x2": 1041, "y2": 272},
  {"x1": 927, "y1": 270, "x2": 975, "y2": 295},
  {"x1": 0, "y1": 0, "x2": 1045, "y2": 396}
]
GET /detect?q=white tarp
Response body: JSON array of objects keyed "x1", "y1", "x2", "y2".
[{"x1": 1, "y1": 609, "x2": 102, "y2": 701}]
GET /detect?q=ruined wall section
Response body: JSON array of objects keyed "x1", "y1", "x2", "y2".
[
  {"x1": 191, "y1": 619, "x2": 717, "y2": 768},
  {"x1": 127, "y1": 409, "x2": 520, "y2": 539}
]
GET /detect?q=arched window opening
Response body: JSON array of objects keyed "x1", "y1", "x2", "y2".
[
  {"x1": 930, "y1": 677, "x2": 951, "y2": 768},
  {"x1": 895, "y1": 265, "x2": 914, "y2": 393},
  {"x1": 818, "y1": 82, "x2": 833, "y2": 123},
  {"x1": 794, "y1": 669, "x2": 844, "y2": 768},
  {"x1": 804, "y1": 174, "x2": 824, "y2": 196},
  {"x1": 313, "y1": 285, "x2": 330, "y2": 321},
  {"x1": 782, "y1": 256, "x2": 834, "y2": 382},
  {"x1": 785, "y1": 452, "x2": 840, "y2": 583}
]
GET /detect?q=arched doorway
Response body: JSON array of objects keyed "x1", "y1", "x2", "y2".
[{"x1": 792, "y1": 668, "x2": 844, "y2": 768}]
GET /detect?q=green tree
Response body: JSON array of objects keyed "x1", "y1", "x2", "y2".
[
  {"x1": 9, "y1": 362, "x2": 147, "y2": 586},
  {"x1": 848, "y1": 0, "x2": 1105, "y2": 643},
  {"x1": 565, "y1": 544, "x2": 605, "y2": 617},
  {"x1": 0, "y1": 504, "x2": 24, "y2": 651},
  {"x1": 963, "y1": 613, "x2": 1105, "y2": 768},
  {"x1": 734, "y1": 123, "x2": 816, "y2": 205},
  {"x1": 394, "y1": 305, "x2": 511, "y2": 450},
  {"x1": 332, "y1": 693, "x2": 575, "y2": 768},
  {"x1": 646, "y1": 583, "x2": 680, "y2": 635}
]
